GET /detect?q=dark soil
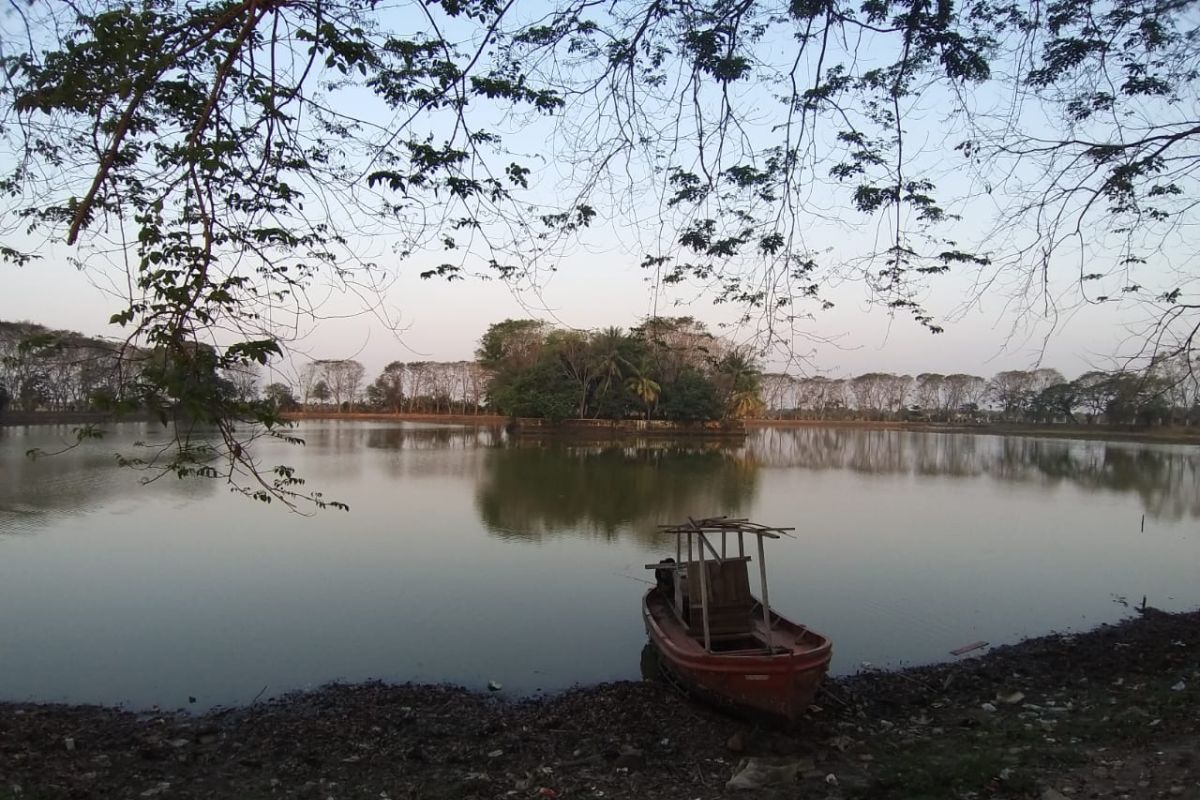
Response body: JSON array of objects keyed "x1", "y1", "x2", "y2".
[{"x1": 2, "y1": 609, "x2": 1197, "y2": 800}]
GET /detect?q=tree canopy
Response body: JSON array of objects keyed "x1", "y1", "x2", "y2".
[
  {"x1": 478, "y1": 317, "x2": 763, "y2": 422},
  {"x1": 2, "y1": 0, "x2": 1198, "y2": 501}
]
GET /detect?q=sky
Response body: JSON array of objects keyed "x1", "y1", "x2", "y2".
[
  {"x1": 0, "y1": 0, "x2": 1181, "y2": 386},
  {"x1": 1, "y1": 234, "x2": 1142, "y2": 385}
]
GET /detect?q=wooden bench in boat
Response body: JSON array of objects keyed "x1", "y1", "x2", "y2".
[
  {"x1": 686, "y1": 557, "x2": 754, "y2": 641},
  {"x1": 647, "y1": 555, "x2": 758, "y2": 642}
]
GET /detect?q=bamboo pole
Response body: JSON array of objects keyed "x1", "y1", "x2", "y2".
[
  {"x1": 698, "y1": 532, "x2": 723, "y2": 563},
  {"x1": 675, "y1": 532, "x2": 683, "y2": 610},
  {"x1": 698, "y1": 532, "x2": 711, "y2": 651},
  {"x1": 738, "y1": 532, "x2": 744, "y2": 557},
  {"x1": 757, "y1": 533, "x2": 772, "y2": 646}
]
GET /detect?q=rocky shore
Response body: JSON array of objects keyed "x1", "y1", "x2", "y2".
[{"x1": 2, "y1": 608, "x2": 1196, "y2": 800}]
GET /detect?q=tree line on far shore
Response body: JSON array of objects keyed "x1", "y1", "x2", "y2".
[
  {"x1": 760, "y1": 365, "x2": 1200, "y2": 426},
  {"x1": 2, "y1": 317, "x2": 1197, "y2": 427}
]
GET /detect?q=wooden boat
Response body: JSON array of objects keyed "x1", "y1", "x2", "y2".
[{"x1": 642, "y1": 517, "x2": 832, "y2": 723}]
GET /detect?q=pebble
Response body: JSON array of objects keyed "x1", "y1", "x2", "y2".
[
  {"x1": 461, "y1": 772, "x2": 490, "y2": 791},
  {"x1": 1093, "y1": 767, "x2": 1110, "y2": 779},
  {"x1": 614, "y1": 746, "x2": 645, "y2": 769},
  {"x1": 1168, "y1": 787, "x2": 1184, "y2": 797}
]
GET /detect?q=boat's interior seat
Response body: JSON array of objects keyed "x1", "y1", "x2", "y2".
[{"x1": 685, "y1": 557, "x2": 754, "y2": 640}]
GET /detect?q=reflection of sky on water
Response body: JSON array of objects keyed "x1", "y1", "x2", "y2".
[{"x1": 0, "y1": 421, "x2": 1197, "y2": 710}]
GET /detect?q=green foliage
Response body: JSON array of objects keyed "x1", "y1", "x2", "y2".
[
  {"x1": 1029, "y1": 382, "x2": 1079, "y2": 423},
  {"x1": 481, "y1": 319, "x2": 760, "y2": 422},
  {"x1": 496, "y1": 354, "x2": 578, "y2": 422},
  {"x1": 365, "y1": 363, "x2": 405, "y2": 412},
  {"x1": 476, "y1": 320, "x2": 549, "y2": 371},
  {"x1": 624, "y1": 373, "x2": 661, "y2": 420},
  {"x1": 1104, "y1": 373, "x2": 1172, "y2": 425},
  {"x1": 263, "y1": 382, "x2": 299, "y2": 411},
  {"x1": 310, "y1": 381, "x2": 332, "y2": 404},
  {"x1": 714, "y1": 349, "x2": 763, "y2": 418},
  {"x1": 659, "y1": 368, "x2": 722, "y2": 422}
]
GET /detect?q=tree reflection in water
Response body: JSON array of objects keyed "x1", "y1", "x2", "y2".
[
  {"x1": 473, "y1": 428, "x2": 1199, "y2": 538},
  {"x1": 751, "y1": 428, "x2": 1200, "y2": 521},
  {"x1": 475, "y1": 440, "x2": 758, "y2": 542},
  {"x1": 0, "y1": 422, "x2": 217, "y2": 535},
  {"x1": 3, "y1": 424, "x2": 1196, "y2": 546}
]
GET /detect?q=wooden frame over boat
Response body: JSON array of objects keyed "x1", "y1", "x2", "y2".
[{"x1": 642, "y1": 517, "x2": 832, "y2": 723}]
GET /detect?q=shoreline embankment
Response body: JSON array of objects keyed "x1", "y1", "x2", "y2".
[{"x1": 2, "y1": 607, "x2": 1196, "y2": 799}]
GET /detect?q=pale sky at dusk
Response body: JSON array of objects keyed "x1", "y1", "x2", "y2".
[
  {"x1": 2, "y1": 234, "x2": 1142, "y2": 385},
  {"x1": 1, "y1": 0, "x2": 1181, "y2": 387}
]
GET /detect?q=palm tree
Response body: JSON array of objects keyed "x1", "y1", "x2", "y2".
[
  {"x1": 625, "y1": 373, "x2": 661, "y2": 420},
  {"x1": 591, "y1": 327, "x2": 634, "y2": 416},
  {"x1": 716, "y1": 348, "x2": 763, "y2": 419},
  {"x1": 728, "y1": 388, "x2": 763, "y2": 419}
]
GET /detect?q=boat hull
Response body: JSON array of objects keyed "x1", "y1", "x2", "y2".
[{"x1": 642, "y1": 588, "x2": 832, "y2": 723}]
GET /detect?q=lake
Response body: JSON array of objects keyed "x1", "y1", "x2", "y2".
[{"x1": 1, "y1": 421, "x2": 1197, "y2": 710}]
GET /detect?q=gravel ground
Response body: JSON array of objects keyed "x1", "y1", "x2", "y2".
[{"x1": 2, "y1": 608, "x2": 1197, "y2": 800}]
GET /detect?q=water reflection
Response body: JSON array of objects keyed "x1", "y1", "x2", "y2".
[
  {"x1": 362, "y1": 424, "x2": 504, "y2": 451},
  {"x1": 475, "y1": 441, "x2": 757, "y2": 540},
  {"x1": 3, "y1": 424, "x2": 1197, "y2": 547},
  {"x1": 2, "y1": 420, "x2": 1197, "y2": 710},
  {"x1": 0, "y1": 424, "x2": 216, "y2": 536},
  {"x1": 749, "y1": 428, "x2": 1200, "y2": 520}
]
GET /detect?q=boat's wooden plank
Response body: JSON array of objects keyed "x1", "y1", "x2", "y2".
[
  {"x1": 644, "y1": 556, "x2": 751, "y2": 570},
  {"x1": 697, "y1": 537, "x2": 711, "y2": 651},
  {"x1": 756, "y1": 534, "x2": 772, "y2": 646},
  {"x1": 698, "y1": 531, "x2": 723, "y2": 563},
  {"x1": 659, "y1": 528, "x2": 781, "y2": 539},
  {"x1": 950, "y1": 640, "x2": 989, "y2": 656}
]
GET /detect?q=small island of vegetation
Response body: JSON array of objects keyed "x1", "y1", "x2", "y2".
[{"x1": 476, "y1": 317, "x2": 763, "y2": 426}]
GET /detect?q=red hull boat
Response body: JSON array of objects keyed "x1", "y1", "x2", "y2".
[
  {"x1": 643, "y1": 588, "x2": 832, "y2": 722},
  {"x1": 642, "y1": 518, "x2": 832, "y2": 723}
]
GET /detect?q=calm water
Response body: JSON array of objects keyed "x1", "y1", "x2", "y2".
[{"x1": 1, "y1": 421, "x2": 1197, "y2": 710}]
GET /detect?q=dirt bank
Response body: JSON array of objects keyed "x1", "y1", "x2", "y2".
[{"x1": 3, "y1": 609, "x2": 1196, "y2": 800}]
